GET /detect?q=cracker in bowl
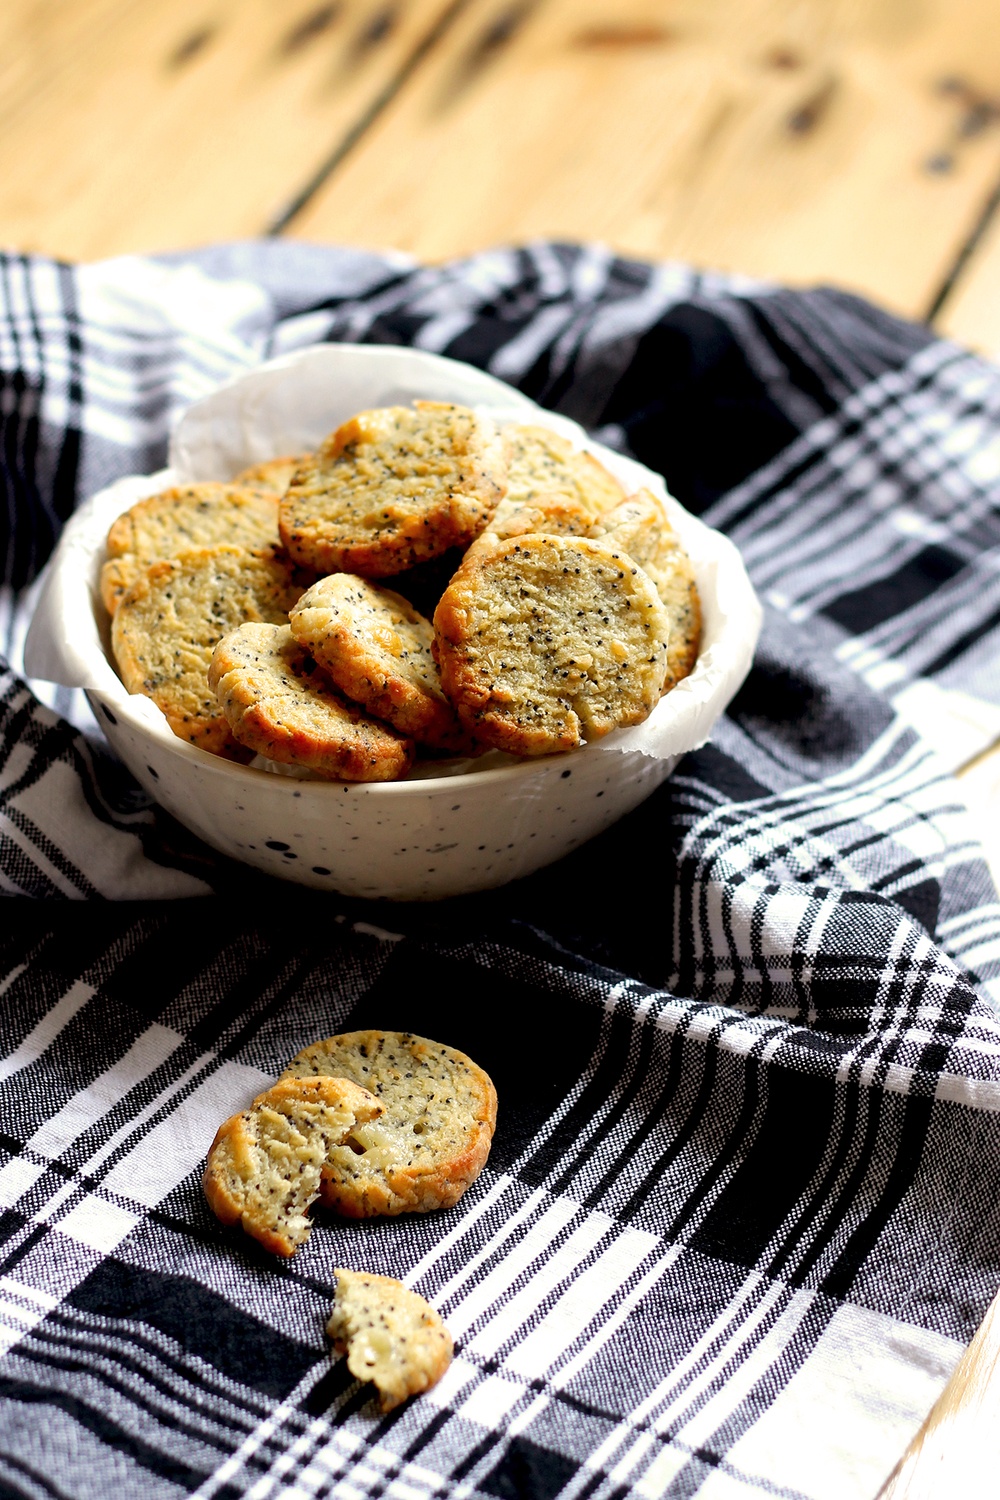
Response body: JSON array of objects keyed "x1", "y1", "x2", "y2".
[
  {"x1": 100, "y1": 481, "x2": 281, "y2": 615},
  {"x1": 233, "y1": 454, "x2": 309, "y2": 495},
  {"x1": 278, "y1": 401, "x2": 506, "y2": 577},
  {"x1": 589, "y1": 488, "x2": 702, "y2": 690},
  {"x1": 110, "y1": 545, "x2": 305, "y2": 754},
  {"x1": 504, "y1": 424, "x2": 625, "y2": 518},
  {"x1": 289, "y1": 574, "x2": 473, "y2": 752},
  {"x1": 209, "y1": 622, "x2": 415, "y2": 781},
  {"x1": 433, "y1": 533, "x2": 672, "y2": 755},
  {"x1": 470, "y1": 490, "x2": 594, "y2": 554},
  {"x1": 281, "y1": 1030, "x2": 497, "y2": 1217}
]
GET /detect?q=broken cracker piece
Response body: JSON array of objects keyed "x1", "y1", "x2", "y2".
[
  {"x1": 203, "y1": 1076, "x2": 382, "y2": 1256},
  {"x1": 327, "y1": 1268, "x2": 453, "y2": 1412}
]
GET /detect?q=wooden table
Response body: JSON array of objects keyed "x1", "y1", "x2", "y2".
[{"x1": 5, "y1": 2, "x2": 1000, "y2": 1493}]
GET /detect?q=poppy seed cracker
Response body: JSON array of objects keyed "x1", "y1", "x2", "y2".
[
  {"x1": 203, "y1": 1076, "x2": 382, "y2": 1257},
  {"x1": 589, "y1": 489, "x2": 702, "y2": 690},
  {"x1": 101, "y1": 482, "x2": 281, "y2": 615},
  {"x1": 278, "y1": 401, "x2": 507, "y2": 577},
  {"x1": 233, "y1": 453, "x2": 309, "y2": 496},
  {"x1": 471, "y1": 491, "x2": 594, "y2": 555},
  {"x1": 327, "y1": 1269, "x2": 453, "y2": 1412},
  {"x1": 209, "y1": 622, "x2": 415, "y2": 781},
  {"x1": 433, "y1": 533, "x2": 672, "y2": 755},
  {"x1": 504, "y1": 425, "x2": 625, "y2": 518},
  {"x1": 110, "y1": 545, "x2": 304, "y2": 754},
  {"x1": 289, "y1": 574, "x2": 473, "y2": 752},
  {"x1": 281, "y1": 1030, "x2": 497, "y2": 1218}
]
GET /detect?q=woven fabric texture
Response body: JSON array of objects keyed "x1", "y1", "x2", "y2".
[{"x1": 2, "y1": 242, "x2": 1000, "y2": 1500}]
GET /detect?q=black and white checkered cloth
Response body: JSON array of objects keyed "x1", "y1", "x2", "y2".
[{"x1": 3, "y1": 241, "x2": 1000, "y2": 1500}]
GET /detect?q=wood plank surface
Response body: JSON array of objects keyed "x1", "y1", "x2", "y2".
[
  {"x1": 938, "y1": 204, "x2": 1000, "y2": 355},
  {"x1": 877, "y1": 1286, "x2": 1000, "y2": 1499},
  {"x1": 0, "y1": 0, "x2": 469, "y2": 262},
  {"x1": 289, "y1": 0, "x2": 1000, "y2": 319}
]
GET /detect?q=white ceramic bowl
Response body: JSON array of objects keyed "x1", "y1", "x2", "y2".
[{"x1": 25, "y1": 344, "x2": 761, "y2": 901}]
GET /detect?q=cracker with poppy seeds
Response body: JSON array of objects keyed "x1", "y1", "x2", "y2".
[
  {"x1": 327, "y1": 1269, "x2": 453, "y2": 1412},
  {"x1": 288, "y1": 574, "x2": 474, "y2": 752},
  {"x1": 433, "y1": 533, "x2": 672, "y2": 756},
  {"x1": 100, "y1": 482, "x2": 281, "y2": 615},
  {"x1": 589, "y1": 489, "x2": 702, "y2": 690},
  {"x1": 504, "y1": 425, "x2": 625, "y2": 520},
  {"x1": 278, "y1": 401, "x2": 506, "y2": 577},
  {"x1": 470, "y1": 491, "x2": 594, "y2": 555},
  {"x1": 203, "y1": 1076, "x2": 382, "y2": 1257},
  {"x1": 209, "y1": 622, "x2": 415, "y2": 781},
  {"x1": 110, "y1": 545, "x2": 305, "y2": 755},
  {"x1": 233, "y1": 453, "x2": 309, "y2": 496},
  {"x1": 280, "y1": 1030, "x2": 497, "y2": 1217}
]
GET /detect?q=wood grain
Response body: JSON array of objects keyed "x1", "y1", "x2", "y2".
[
  {"x1": 291, "y1": 0, "x2": 1000, "y2": 318},
  {"x1": 877, "y1": 1287, "x2": 1000, "y2": 1498},
  {"x1": 937, "y1": 200, "x2": 1000, "y2": 355},
  {"x1": 0, "y1": 0, "x2": 469, "y2": 261}
]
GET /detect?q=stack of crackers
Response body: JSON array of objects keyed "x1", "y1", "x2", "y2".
[{"x1": 105, "y1": 401, "x2": 701, "y2": 780}]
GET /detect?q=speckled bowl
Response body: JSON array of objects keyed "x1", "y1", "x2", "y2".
[{"x1": 25, "y1": 343, "x2": 761, "y2": 901}]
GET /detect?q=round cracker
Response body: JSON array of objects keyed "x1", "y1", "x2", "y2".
[
  {"x1": 433, "y1": 534, "x2": 671, "y2": 755},
  {"x1": 504, "y1": 425, "x2": 625, "y2": 519},
  {"x1": 589, "y1": 489, "x2": 702, "y2": 689},
  {"x1": 209, "y1": 622, "x2": 414, "y2": 781},
  {"x1": 101, "y1": 482, "x2": 281, "y2": 616},
  {"x1": 278, "y1": 401, "x2": 506, "y2": 577},
  {"x1": 281, "y1": 1030, "x2": 497, "y2": 1217},
  {"x1": 289, "y1": 574, "x2": 472, "y2": 751},
  {"x1": 111, "y1": 545, "x2": 304, "y2": 754}
]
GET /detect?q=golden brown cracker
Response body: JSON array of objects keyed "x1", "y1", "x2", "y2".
[
  {"x1": 281, "y1": 1030, "x2": 497, "y2": 1217},
  {"x1": 209, "y1": 622, "x2": 414, "y2": 780},
  {"x1": 278, "y1": 402, "x2": 506, "y2": 577}
]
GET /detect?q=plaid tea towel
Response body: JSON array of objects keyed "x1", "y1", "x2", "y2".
[{"x1": 3, "y1": 241, "x2": 1000, "y2": 1500}]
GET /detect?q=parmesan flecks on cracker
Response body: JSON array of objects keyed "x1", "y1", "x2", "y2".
[{"x1": 203, "y1": 1077, "x2": 382, "y2": 1256}]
